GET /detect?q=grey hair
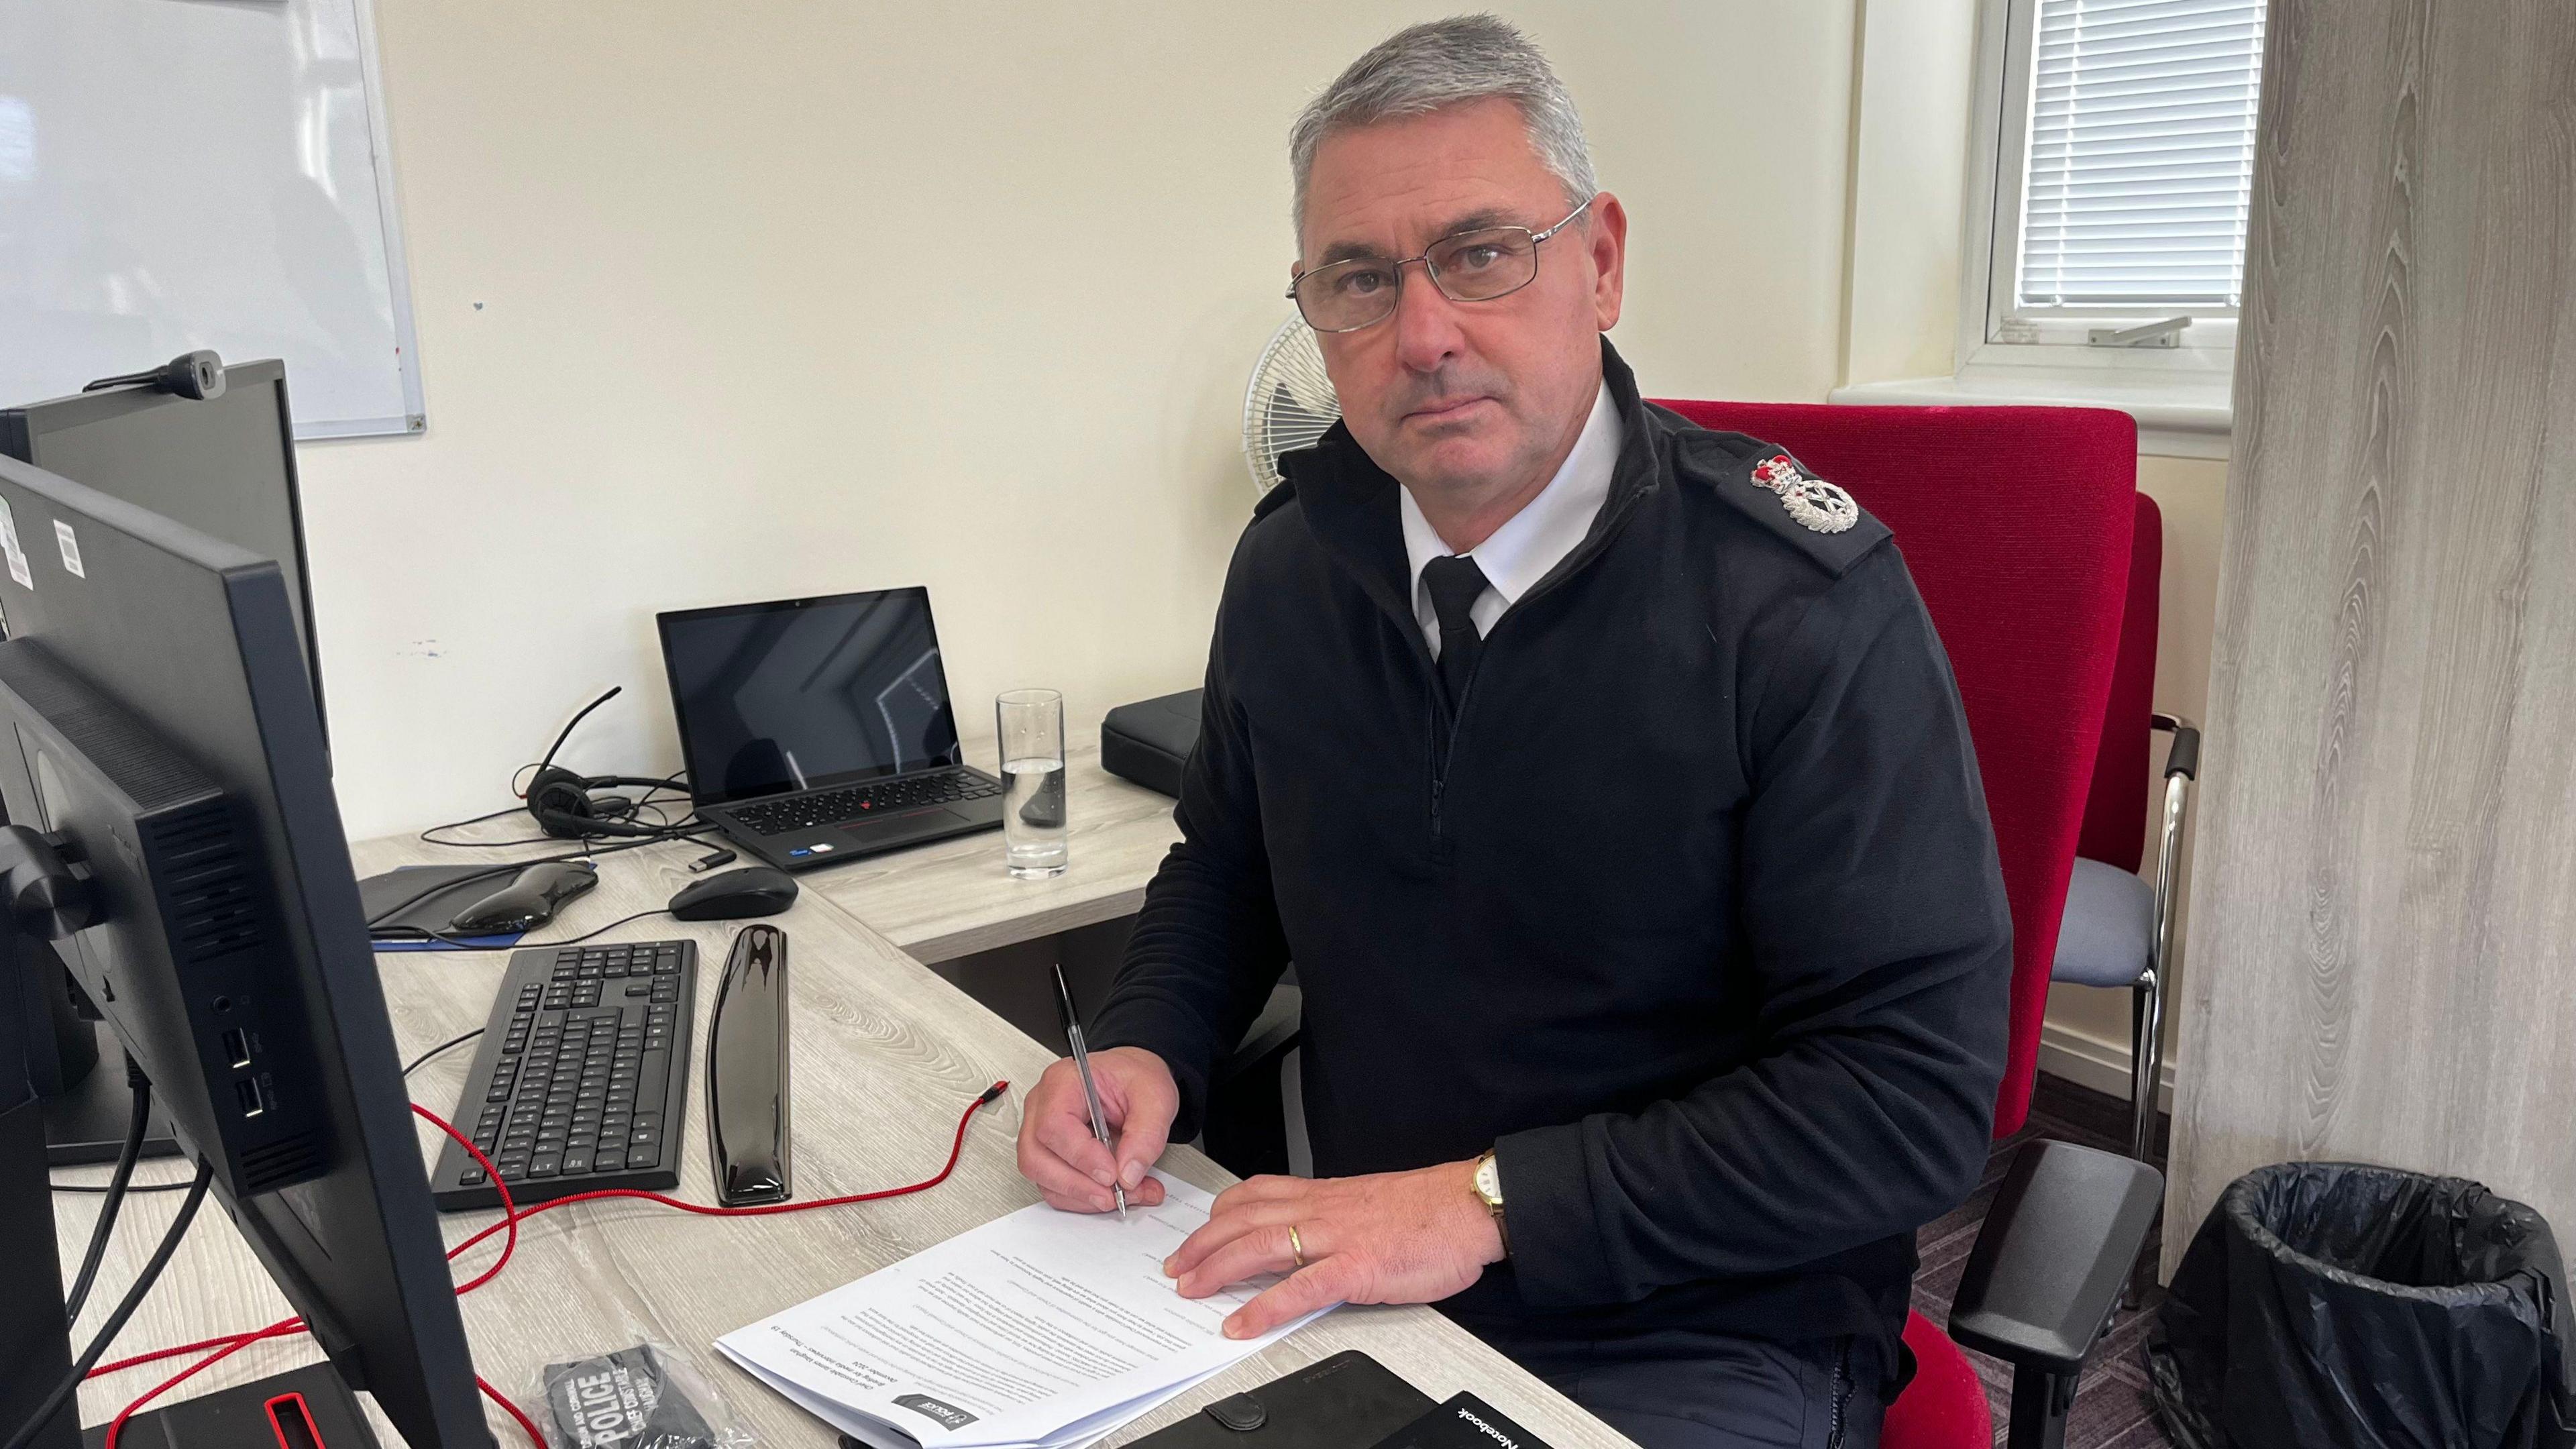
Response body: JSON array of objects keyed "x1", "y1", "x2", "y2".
[{"x1": 1289, "y1": 14, "x2": 1597, "y2": 244}]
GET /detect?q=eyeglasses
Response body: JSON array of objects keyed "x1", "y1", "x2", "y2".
[{"x1": 1287, "y1": 195, "x2": 1597, "y2": 334}]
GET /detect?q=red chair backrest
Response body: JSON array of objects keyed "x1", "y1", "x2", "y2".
[
  {"x1": 1652, "y1": 400, "x2": 2135, "y2": 1136},
  {"x1": 2076, "y1": 493, "x2": 2163, "y2": 873}
]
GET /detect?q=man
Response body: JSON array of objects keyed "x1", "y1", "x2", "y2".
[{"x1": 1016, "y1": 16, "x2": 2010, "y2": 1448}]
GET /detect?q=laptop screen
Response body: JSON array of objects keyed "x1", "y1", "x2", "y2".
[{"x1": 658, "y1": 588, "x2": 963, "y2": 805}]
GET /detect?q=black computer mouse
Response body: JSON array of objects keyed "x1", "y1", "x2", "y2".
[
  {"x1": 449, "y1": 860, "x2": 598, "y2": 935},
  {"x1": 668, "y1": 865, "x2": 798, "y2": 922}
]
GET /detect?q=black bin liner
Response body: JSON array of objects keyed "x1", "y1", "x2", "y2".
[{"x1": 2148, "y1": 1162, "x2": 2576, "y2": 1449}]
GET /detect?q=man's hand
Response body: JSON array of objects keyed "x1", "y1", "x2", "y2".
[
  {"x1": 1016, "y1": 1046, "x2": 1177, "y2": 1214},
  {"x1": 1164, "y1": 1161, "x2": 1505, "y2": 1339}
]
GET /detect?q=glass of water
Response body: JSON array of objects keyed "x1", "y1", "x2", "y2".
[{"x1": 996, "y1": 688, "x2": 1068, "y2": 878}]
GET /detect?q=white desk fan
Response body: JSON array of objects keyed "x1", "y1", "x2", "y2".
[{"x1": 1241, "y1": 317, "x2": 1342, "y2": 496}]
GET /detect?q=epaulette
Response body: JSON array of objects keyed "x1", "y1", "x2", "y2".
[{"x1": 1683, "y1": 431, "x2": 1891, "y2": 578}]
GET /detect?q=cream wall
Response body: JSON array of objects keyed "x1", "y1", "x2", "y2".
[
  {"x1": 299, "y1": 1, "x2": 1862, "y2": 839},
  {"x1": 1842, "y1": 0, "x2": 1976, "y2": 384}
]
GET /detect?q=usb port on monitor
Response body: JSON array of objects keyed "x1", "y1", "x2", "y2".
[
  {"x1": 221, "y1": 1028, "x2": 251, "y2": 1069},
  {"x1": 235, "y1": 1077, "x2": 267, "y2": 1119}
]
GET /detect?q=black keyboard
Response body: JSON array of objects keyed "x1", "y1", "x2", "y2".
[
  {"x1": 728, "y1": 767, "x2": 1001, "y2": 835},
  {"x1": 429, "y1": 940, "x2": 698, "y2": 1212}
]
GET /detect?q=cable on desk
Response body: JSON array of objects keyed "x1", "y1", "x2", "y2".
[
  {"x1": 525, "y1": 908, "x2": 672, "y2": 948},
  {"x1": 369, "y1": 926, "x2": 496, "y2": 952},
  {"x1": 99, "y1": 1316, "x2": 315, "y2": 1449},
  {"x1": 3, "y1": 1160, "x2": 214, "y2": 1449},
  {"x1": 62, "y1": 1072, "x2": 152, "y2": 1320},
  {"x1": 363, "y1": 829, "x2": 720, "y2": 930},
  {"x1": 417, "y1": 820, "x2": 706, "y2": 850},
  {"x1": 417, "y1": 775, "x2": 700, "y2": 850},
  {"x1": 402, "y1": 1028, "x2": 486, "y2": 1079},
  {"x1": 95, "y1": 1108, "x2": 537, "y2": 1449},
  {"x1": 89, "y1": 1083, "x2": 1012, "y2": 1448},
  {"x1": 419, "y1": 804, "x2": 527, "y2": 840}
]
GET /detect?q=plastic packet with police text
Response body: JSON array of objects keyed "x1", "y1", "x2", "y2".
[{"x1": 533, "y1": 1340, "x2": 759, "y2": 1449}]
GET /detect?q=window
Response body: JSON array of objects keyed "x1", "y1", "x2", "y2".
[{"x1": 1973, "y1": 0, "x2": 2268, "y2": 358}]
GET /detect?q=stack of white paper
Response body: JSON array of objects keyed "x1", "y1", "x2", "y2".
[{"x1": 716, "y1": 1172, "x2": 1334, "y2": 1449}]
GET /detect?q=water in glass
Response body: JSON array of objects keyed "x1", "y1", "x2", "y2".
[{"x1": 1002, "y1": 753, "x2": 1067, "y2": 877}]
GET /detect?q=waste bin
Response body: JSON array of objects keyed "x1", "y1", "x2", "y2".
[{"x1": 2148, "y1": 1162, "x2": 2576, "y2": 1449}]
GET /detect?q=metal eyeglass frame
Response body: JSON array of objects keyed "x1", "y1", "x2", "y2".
[{"x1": 1287, "y1": 195, "x2": 1599, "y2": 333}]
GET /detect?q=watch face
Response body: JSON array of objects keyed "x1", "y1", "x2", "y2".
[{"x1": 1474, "y1": 1155, "x2": 1501, "y2": 1203}]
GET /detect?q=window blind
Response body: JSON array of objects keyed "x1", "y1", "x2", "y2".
[{"x1": 2015, "y1": 0, "x2": 2267, "y2": 311}]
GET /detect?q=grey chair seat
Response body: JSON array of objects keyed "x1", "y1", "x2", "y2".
[{"x1": 2053, "y1": 856, "x2": 2154, "y2": 987}]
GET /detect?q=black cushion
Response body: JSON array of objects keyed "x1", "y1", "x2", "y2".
[{"x1": 1102, "y1": 688, "x2": 1203, "y2": 798}]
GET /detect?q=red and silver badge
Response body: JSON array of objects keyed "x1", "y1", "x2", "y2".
[{"x1": 1749, "y1": 453, "x2": 1857, "y2": 535}]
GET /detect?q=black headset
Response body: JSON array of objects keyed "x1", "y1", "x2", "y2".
[
  {"x1": 521, "y1": 688, "x2": 685, "y2": 840},
  {"x1": 524, "y1": 765, "x2": 681, "y2": 840}
]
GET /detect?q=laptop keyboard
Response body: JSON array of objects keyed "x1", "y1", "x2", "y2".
[{"x1": 730, "y1": 768, "x2": 1001, "y2": 835}]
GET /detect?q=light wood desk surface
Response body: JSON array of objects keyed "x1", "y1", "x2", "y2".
[
  {"x1": 800, "y1": 726, "x2": 1183, "y2": 965},
  {"x1": 52, "y1": 825, "x2": 1627, "y2": 1449}
]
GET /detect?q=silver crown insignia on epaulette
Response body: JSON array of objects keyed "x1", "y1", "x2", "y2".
[{"x1": 1749, "y1": 453, "x2": 1858, "y2": 535}]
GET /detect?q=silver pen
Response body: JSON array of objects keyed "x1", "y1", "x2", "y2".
[{"x1": 1051, "y1": 962, "x2": 1126, "y2": 1216}]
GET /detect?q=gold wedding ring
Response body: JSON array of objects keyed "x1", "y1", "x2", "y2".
[{"x1": 1287, "y1": 1224, "x2": 1307, "y2": 1269}]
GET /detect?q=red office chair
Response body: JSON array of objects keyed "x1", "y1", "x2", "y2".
[{"x1": 1654, "y1": 399, "x2": 2165, "y2": 1449}]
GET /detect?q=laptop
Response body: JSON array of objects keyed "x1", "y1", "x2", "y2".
[{"x1": 657, "y1": 587, "x2": 1005, "y2": 871}]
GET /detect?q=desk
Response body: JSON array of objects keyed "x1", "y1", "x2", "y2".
[
  {"x1": 803, "y1": 727, "x2": 1183, "y2": 966},
  {"x1": 54, "y1": 827, "x2": 1630, "y2": 1449}
]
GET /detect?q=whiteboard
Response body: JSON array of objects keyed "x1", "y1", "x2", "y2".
[{"x1": 0, "y1": 0, "x2": 425, "y2": 439}]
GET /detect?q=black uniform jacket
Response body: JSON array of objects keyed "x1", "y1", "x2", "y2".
[{"x1": 1089, "y1": 340, "x2": 2012, "y2": 1377}]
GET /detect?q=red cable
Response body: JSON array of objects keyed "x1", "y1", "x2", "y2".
[
  {"x1": 92, "y1": 1099, "x2": 531, "y2": 1383},
  {"x1": 91, "y1": 1081, "x2": 1008, "y2": 1448},
  {"x1": 91, "y1": 1328, "x2": 295, "y2": 1380},
  {"x1": 480, "y1": 1375, "x2": 549, "y2": 1449},
  {"x1": 437, "y1": 1080, "x2": 1006, "y2": 1265},
  {"x1": 101, "y1": 1316, "x2": 306, "y2": 1449},
  {"x1": 425, "y1": 1102, "x2": 522, "y2": 1295},
  {"x1": 100, "y1": 1103, "x2": 533, "y2": 1448},
  {"x1": 93, "y1": 1084, "x2": 1003, "y2": 1379}
]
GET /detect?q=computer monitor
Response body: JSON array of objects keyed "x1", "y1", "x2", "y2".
[
  {"x1": 0, "y1": 454, "x2": 486, "y2": 1449},
  {"x1": 0, "y1": 358, "x2": 323, "y2": 736},
  {"x1": 1, "y1": 360, "x2": 321, "y2": 1165},
  {"x1": 3, "y1": 358, "x2": 327, "y2": 1160}
]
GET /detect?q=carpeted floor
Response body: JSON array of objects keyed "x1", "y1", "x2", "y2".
[{"x1": 1913, "y1": 1073, "x2": 2174, "y2": 1449}]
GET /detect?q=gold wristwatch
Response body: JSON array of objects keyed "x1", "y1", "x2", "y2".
[{"x1": 1472, "y1": 1149, "x2": 1509, "y2": 1256}]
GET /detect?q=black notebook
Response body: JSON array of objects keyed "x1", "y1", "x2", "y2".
[
  {"x1": 1370, "y1": 1391, "x2": 1555, "y2": 1449},
  {"x1": 1065, "y1": 1351, "x2": 1428, "y2": 1449}
]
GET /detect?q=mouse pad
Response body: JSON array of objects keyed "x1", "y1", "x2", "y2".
[{"x1": 359, "y1": 863, "x2": 530, "y2": 951}]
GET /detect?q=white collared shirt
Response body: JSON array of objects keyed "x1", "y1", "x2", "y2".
[{"x1": 1397, "y1": 381, "x2": 1619, "y2": 659}]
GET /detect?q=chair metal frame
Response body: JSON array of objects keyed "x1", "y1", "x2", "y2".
[{"x1": 2118, "y1": 711, "x2": 2199, "y2": 1302}]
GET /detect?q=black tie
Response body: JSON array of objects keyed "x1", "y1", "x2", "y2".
[{"x1": 1421, "y1": 553, "x2": 1491, "y2": 710}]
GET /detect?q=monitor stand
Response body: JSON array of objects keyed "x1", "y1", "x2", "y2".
[
  {"x1": 80, "y1": 1363, "x2": 380, "y2": 1449},
  {"x1": 44, "y1": 1019, "x2": 180, "y2": 1167},
  {"x1": 13, "y1": 949, "x2": 178, "y2": 1166},
  {"x1": 1, "y1": 1071, "x2": 83, "y2": 1449}
]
